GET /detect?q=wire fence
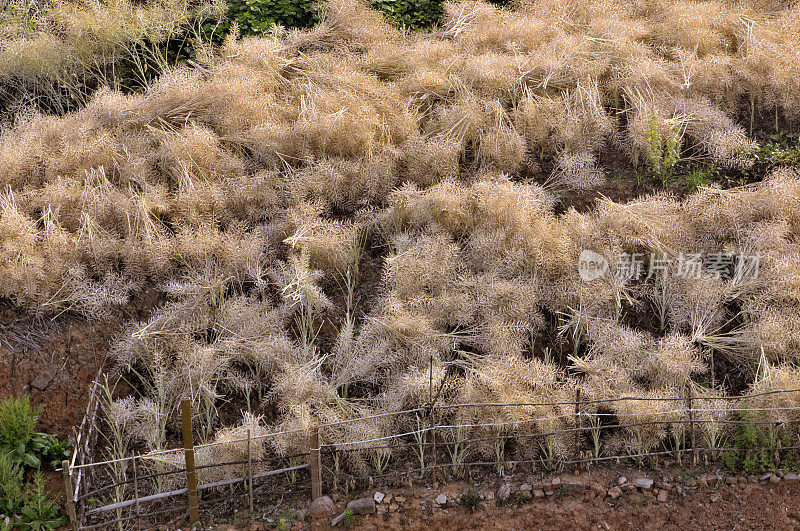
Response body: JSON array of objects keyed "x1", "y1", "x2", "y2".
[{"x1": 65, "y1": 386, "x2": 800, "y2": 529}]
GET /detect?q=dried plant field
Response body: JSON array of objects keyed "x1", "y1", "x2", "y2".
[{"x1": 2, "y1": 0, "x2": 800, "y2": 484}]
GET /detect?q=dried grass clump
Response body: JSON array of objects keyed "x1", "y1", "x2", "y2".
[
  {"x1": 746, "y1": 359, "x2": 800, "y2": 426},
  {"x1": 452, "y1": 355, "x2": 577, "y2": 460},
  {"x1": 7, "y1": 0, "x2": 800, "y2": 484}
]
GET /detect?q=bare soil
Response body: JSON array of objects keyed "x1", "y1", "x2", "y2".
[{"x1": 353, "y1": 480, "x2": 800, "y2": 530}]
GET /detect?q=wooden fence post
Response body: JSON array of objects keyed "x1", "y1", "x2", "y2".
[
  {"x1": 574, "y1": 389, "x2": 581, "y2": 451},
  {"x1": 61, "y1": 460, "x2": 78, "y2": 531},
  {"x1": 687, "y1": 388, "x2": 697, "y2": 465},
  {"x1": 132, "y1": 456, "x2": 142, "y2": 531},
  {"x1": 247, "y1": 429, "x2": 254, "y2": 513},
  {"x1": 309, "y1": 426, "x2": 322, "y2": 501},
  {"x1": 181, "y1": 400, "x2": 200, "y2": 525}
]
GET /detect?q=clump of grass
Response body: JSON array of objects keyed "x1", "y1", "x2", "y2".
[{"x1": 458, "y1": 488, "x2": 483, "y2": 513}]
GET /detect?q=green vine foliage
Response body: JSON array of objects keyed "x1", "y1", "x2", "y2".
[{"x1": 370, "y1": 0, "x2": 444, "y2": 29}]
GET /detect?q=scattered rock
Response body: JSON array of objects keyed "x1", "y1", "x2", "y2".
[
  {"x1": 657, "y1": 490, "x2": 668, "y2": 503},
  {"x1": 331, "y1": 512, "x2": 346, "y2": 527},
  {"x1": 497, "y1": 484, "x2": 511, "y2": 502},
  {"x1": 545, "y1": 490, "x2": 554, "y2": 496},
  {"x1": 784, "y1": 473, "x2": 800, "y2": 482},
  {"x1": 618, "y1": 476, "x2": 627, "y2": 485},
  {"x1": 307, "y1": 496, "x2": 336, "y2": 518},
  {"x1": 31, "y1": 368, "x2": 56, "y2": 391},
  {"x1": 634, "y1": 478, "x2": 654, "y2": 490},
  {"x1": 373, "y1": 492, "x2": 385, "y2": 504},
  {"x1": 394, "y1": 496, "x2": 406, "y2": 503},
  {"x1": 770, "y1": 474, "x2": 781, "y2": 484},
  {"x1": 347, "y1": 497, "x2": 376, "y2": 515},
  {"x1": 434, "y1": 493, "x2": 448, "y2": 506},
  {"x1": 760, "y1": 473, "x2": 772, "y2": 482},
  {"x1": 550, "y1": 477, "x2": 562, "y2": 488},
  {"x1": 607, "y1": 487, "x2": 622, "y2": 499},
  {"x1": 533, "y1": 490, "x2": 545, "y2": 498},
  {"x1": 726, "y1": 476, "x2": 737, "y2": 485},
  {"x1": 519, "y1": 483, "x2": 532, "y2": 492},
  {"x1": 562, "y1": 478, "x2": 586, "y2": 492}
]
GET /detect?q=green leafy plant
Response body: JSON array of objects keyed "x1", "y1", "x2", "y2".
[
  {"x1": 371, "y1": 0, "x2": 444, "y2": 29},
  {"x1": 0, "y1": 454, "x2": 24, "y2": 517},
  {"x1": 645, "y1": 112, "x2": 682, "y2": 187},
  {"x1": 207, "y1": 0, "x2": 318, "y2": 40},
  {"x1": 458, "y1": 488, "x2": 483, "y2": 513},
  {"x1": 686, "y1": 165, "x2": 715, "y2": 192},
  {"x1": 0, "y1": 396, "x2": 40, "y2": 468},
  {"x1": 0, "y1": 396, "x2": 71, "y2": 471},
  {"x1": 16, "y1": 473, "x2": 66, "y2": 531},
  {"x1": 342, "y1": 509, "x2": 355, "y2": 527},
  {"x1": 723, "y1": 412, "x2": 790, "y2": 474}
]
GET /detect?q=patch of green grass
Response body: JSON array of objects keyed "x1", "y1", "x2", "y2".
[
  {"x1": 686, "y1": 165, "x2": 715, "y2": 192},
  {"x1": 458, "y1": 488, "x2": 483, "y2": 513}
]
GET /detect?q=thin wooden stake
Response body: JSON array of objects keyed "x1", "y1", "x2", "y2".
[
  {"x1": 62, "y1": 460, "x2": 78, "y2": 531},
  {"x1": 132, "y1": 457, "x2": 141, "y2": 531},
  {"x1": 688, "y1": 388, "x2": 697, "y2": 465},
  {"x1": 247, "y1": 429, "x2": 254, "y2": 513},
  {"x1": 181, "y1": 400, "x2": 200, "y2": 525},
  {"x1": 309, "y1": 426, "x2": 322, "y2": 501}
]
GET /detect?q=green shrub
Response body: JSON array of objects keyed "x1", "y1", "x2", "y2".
[
  {"x1": 371, "y1": 0, "x2": 444, "y2": 29},
  {"x1": 207, "y1": 0, "x2": 318, "y2": 40},
  {"x1": 686, "y1": 165, "x2": 715, "y2": 192},
  {"x1": 16, "y1": 473, "x2": 66, "y2": 531},
  {"x1": 0, "y1": 397, "x2": 70, "y2": 471},
  {"x1": 0, "y1": 397, "x2": 41, "y2": 469},
  {"x1": 0, "y1": 454, "x2": 24, "y2": 517}
]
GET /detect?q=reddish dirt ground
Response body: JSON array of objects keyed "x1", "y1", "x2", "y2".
[{"x1": 352, "y1": 480, "x2": 800, "y2": 530}]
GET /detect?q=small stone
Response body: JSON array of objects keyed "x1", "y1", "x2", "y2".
[
  {"x1": 434, "y1": 493, "x2": 448, "y2": 506},
  {"x1": 545, "y1": 490, "x2": 554, "y2": 496},
  {"x1": 331, "y1": 512, "x2": 346, "y2": 527},
  {"x1": 550, "y1": 477, "x2": 562, "y2": 488},
  {"x1": 533, "y1": 489, "x2": 545, "y2": 498},
  {"x1": 657, "y1": 490, "x2": 668, "y2": 503},
  {"x1": 31, "y1": 368, "x2": 56, "y2": 391},
  {"x1": 307, "y1": 496, "x2": 336, "y2": 518},
  {"x1": 607, "y1": 487, "x2": 622, "y2": 499},
  {"x1": 562, "y1": 478, "x2": 586, "y2": 492},
  {"x1": 497, "y1": 484, "x2": 511, "y2": 501},
  {"x1": 483, "y1": 491, "x2": 495, "y2": 502},
  {"x1": 760, "y1": 473, "x2": 772, "y2": 481},
  {"x1": 394, "y1": 496, "x2": 406, "y2": 503},
  {"x1": 618, "y1": 476, "x2": 627, "y2": 485},
  {"x1": 634, "y1": 478, "x2": 654, "y2": 490},
  {"x1": 770, "y1": 474, "x2": 781, "y2": 484},
  {"x1": 374, "y1": 492, "x2": 385, "y2": 504},
  {"x1": 347, "y1": 497, "x2": 376, "y2": 515},
  {"x1": 519, "y1": 483, "x2": 532, "y2": 492},
  {"x1": 726, "y1": 476, "x2": 737, "y2": 485},
  {"x1": 784, "y1": 473, "x2": 800, "y2": 482}
]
